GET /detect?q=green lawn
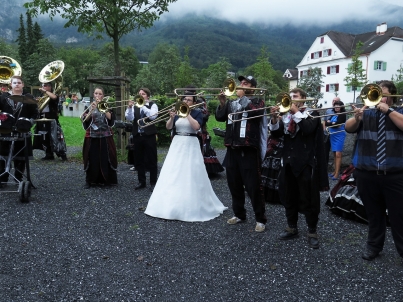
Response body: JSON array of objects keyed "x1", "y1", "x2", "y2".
[{"x1": 59, "y1": 116, "x2": 225, "y2": 149}]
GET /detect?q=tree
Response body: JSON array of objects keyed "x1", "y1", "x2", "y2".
[
  {"x1": 392, "y1": 64, "x2": 403, "y2": 96},
  {"x1": 23, "y1": 39, "x2": 58, "y2": 87},
  {"x1": 57, "y1": 46, "x2": 101, "y2": 97},
  {"x1": 24, "y1": 0, "x2": 178, "y2": 78},
  {"x1": 33, "y1": 22, "x2": 44, "y2": 45},
  {"x1": 344, "y1": 41, "x2": 367, "y2": 102},
  {"x1": 16, "y1": 14, "x2": 27, "y2": 65},
  {"x1": 201, "y1": 57, "x2": 232, "y2": 89},
  {"x1": 26, "y1": 12, "x2": 35, "y2": 56},
  {"x1": 246, "y1": 46, "x2": 281, "y2": 100},
  {"x1": 298, "y1": 67, "x2": 325, "y2": 102},
  {"x1": 176, "y1": 46, "x2": 200, "y2": 88}
]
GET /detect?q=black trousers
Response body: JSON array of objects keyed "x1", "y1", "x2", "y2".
[
  {"x1": 225, "y1": 147, "x2": 266, "y2": 224},
  {"x1": 279, "y1": 164, "x2": 320, "y2": 230},
  {"x1": 133, "y1": 134, "x2": 158, "y2": 185},
  {"x1": 354, "y1": 169, "x2": 403, "y2": 257}
]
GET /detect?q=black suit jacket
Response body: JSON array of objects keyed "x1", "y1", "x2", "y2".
[{"x1": 132, "y1": 102, "x2": 157, "y2": 136}]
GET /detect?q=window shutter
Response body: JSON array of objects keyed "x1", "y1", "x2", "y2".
[
  {"x1": 326, "y1": 84, "x2": 329, "y2": 92},
  {"x1": 327, "y1": 67, "x2": 330, "y2": 74},
  {"x1": 311, "y1": 53, "x2": 314, "y2": 59},
  {"x1": 328, "y1": 49, "x2": 332, "y2": 55},
  {"x1": 319, "y1": 51, "x2": 322, "y2": 57},
  {"x1": 300, "y1": 71, "x2": 303, "y2": 77},
  {"x1": 382, "y1": 62, "x2": 387, "y2": 71},
  {"x1": 347, "y1": 86, "x2": 351, "y2": 92},
  {"x1": 335, "y1": 84, "x2": 339, "y2": 91},
  {"x1": 374, "y1": 61, "x2": 378, "y2": 70},
  {"x1": 336, "y1": 65, "x2": 339, "y2": 73}
]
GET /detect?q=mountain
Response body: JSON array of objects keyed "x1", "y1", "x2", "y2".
[{"x1": 2, "y1": 1, "x2": 403, "y2": 72}]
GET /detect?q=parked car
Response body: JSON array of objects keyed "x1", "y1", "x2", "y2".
[{"x1": 81, "y1": 97, "x2": 91, "y2": 103}]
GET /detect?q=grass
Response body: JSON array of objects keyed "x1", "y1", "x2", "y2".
[{"x1": 57, "y1": 115, "x2": 226, "y2": 162}]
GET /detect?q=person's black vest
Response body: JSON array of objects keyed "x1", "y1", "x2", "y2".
[{"x1": 132, "y1": 101, "x2": 157, "y2": 136}]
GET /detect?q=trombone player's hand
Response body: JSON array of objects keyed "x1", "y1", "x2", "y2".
[
  {"x1": 218, "y1": 91, "x2": 227, "y2": 108},
  {"x1": 270, "y1": 105, "x2": 279, "y2": 124},
  {"x1": 352, "y1": 105, "x2": 367, "y2": 122}
]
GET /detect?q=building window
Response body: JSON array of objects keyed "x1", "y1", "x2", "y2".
[
  {"x1": 323, "y1": 49, "x2": 332, "y2": 57},
  {"x1": 374, "y1": 61, "x2": 387, "y2": 71},
  {"x1": 320, "y1": 37, "x2": 324, "y2": 43},
  {"x1": 311, "y1": 51, "x2": 322, "y2": 59},
  {"x1": 326, "y1": 84, "x2": 339, "y2": 92},
  {"x1": 300, "y1": 70, "x2": 308, "y2": 77},
  {"x1": 327, "y1": 65, "x2": 339, "y2": 74}
]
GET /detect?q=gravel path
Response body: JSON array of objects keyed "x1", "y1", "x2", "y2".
[{"x1": 1, "y1": 146, "x2": 402, "y2": 301}]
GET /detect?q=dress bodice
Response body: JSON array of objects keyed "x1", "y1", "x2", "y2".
[{"x1": 175, "y1": 118, "x2": 196, "y2": 134}]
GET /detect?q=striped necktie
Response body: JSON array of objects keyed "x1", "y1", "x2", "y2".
[{"x1": 376, "y1": 112, "x2": 386, "y2": 164}]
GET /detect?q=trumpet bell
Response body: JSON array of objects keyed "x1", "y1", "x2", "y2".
[
  {"x1": 223, "y1": 78, "x2": 237, "y2": 96},
  {"x1": 176, "y1": 102, "x2": 190, "y2": 118},
  {"x1": 0, "y1": 56, "x2": 22, "y2": 84},
  {"x1": 133, "y1": 94, "x2": 144, "y2": 108},
  {"x1": 276, "y1": 93, "x2": 292, "y2": 113},
  {"x1": 360, "y1": 84, "x2": 382, "y2": 106}
]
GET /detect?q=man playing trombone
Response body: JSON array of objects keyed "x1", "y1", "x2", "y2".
[
  {"x1": 215, "y1": 75, "x2": 268, "y2": 233},
  {"x1": 269, "y1": 88, "x2": 328, "y2": 249},
  {"x1": 126, "y1": 88, "x2": 159, "y2": 191},
  {"x1": 345, "y1": 80, "x2": 403, "y2": 262}
]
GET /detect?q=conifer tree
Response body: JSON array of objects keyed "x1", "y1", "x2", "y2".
[
  {"x1": 16, "y1": 14, "x2": 27, "y2": 64},
  {"x1": 26, "y1": 12, "x2": 35, "y2": 56},
  {"x1": 33, "y1": 22, "x2": 44, "y2": 44}
]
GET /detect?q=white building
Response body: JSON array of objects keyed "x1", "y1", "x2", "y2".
[{"x1": 286, "y1": 22, "x2": 403, "y2": 107}]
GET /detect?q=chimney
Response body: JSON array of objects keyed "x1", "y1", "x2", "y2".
[
  {"x1": 379, "y1": 22, "x2": 387, "y2": 35},
  {"x1": 376, "y1": 24, "x2": 381, "y2": 35}
]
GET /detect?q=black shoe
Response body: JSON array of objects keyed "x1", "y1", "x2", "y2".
[
  {"x1": 135, "y1": 183, "x2": 146, "y2": 190},
  {"x1": 42, "y1": 155, "x2": 55, "y2": 160},
  {"x1": 278, "y1": 227, "x2": 299, "y2": 240},
  {"x1": 362, "y1": 248, "x2": 379, "y2": 261},
  {"x1": 61, "y1": 155, "x2": 67, "y2": 161},
  {"x1": 84, "y1": 182, "x2": 91, "y2": 189},
  {"x1": 307, "y1": 233, "x2": 319, "y2": 249}
]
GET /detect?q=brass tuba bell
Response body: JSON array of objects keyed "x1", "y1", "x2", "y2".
[
  {"x1": 37, "y1": 60, "x2": 65, "y2": 112},
  {"x1": 0, "y1": 56, "x2": 22, "y2": 84}
]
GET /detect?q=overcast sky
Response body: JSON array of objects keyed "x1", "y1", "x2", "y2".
[{"x1": 164, "y1": 0, "x2": 403, "y2": 27}]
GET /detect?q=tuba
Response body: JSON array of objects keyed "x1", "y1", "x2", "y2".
[
  {"x1": 0, "y1": 56, "x2": 22, "y2": 85},
  {"x1": 37, "y1": 60, "x2": 65, "y2": 112}
]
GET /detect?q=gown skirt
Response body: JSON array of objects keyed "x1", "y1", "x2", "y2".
[{"x1": 145, "y1": 118, "x2": 227, "y2": 222}]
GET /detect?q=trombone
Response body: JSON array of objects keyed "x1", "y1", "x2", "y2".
[
  {"x1": 137, "y1": 101, "x2": 204, "y2": 128},
  {"x1": 228, "y1": 92, "x2": 314, "y2": 122},
  {"x1": 174, "y1": 78, "x2": 267, "y2": 97},
  {"x1": 80, "y1": 96, "x2": 112, "y2": 122},
  {"x1": 308, "y1": 84, "x2": 402, "y2": 119},
  {"x1": 326, "y1": 123, "x2": 346, "y2": 135}
]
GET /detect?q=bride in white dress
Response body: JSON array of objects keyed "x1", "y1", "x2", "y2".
[{"x1": 145, "y1": 94, "x2": 227, "y2": 222}]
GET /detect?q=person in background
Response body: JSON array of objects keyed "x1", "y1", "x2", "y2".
[
  {"x1": 345, "y1": 80, "x2": 403, "y2": 261},
  {"x1": 125, "y1": 99, "x2": 136, "y2": 171},
  {"x1": 81, "y1": 86, "x2": 117, "y2": 188},
  {"x1": 269, "y1": 88, "x2": 328, "y2": 249},
  {"x1": 127, "y1": 88, "x2": 158, "y2": 191},
  {"x1": 215, "y1": 75, "x2": 267, "y2": 233},
  {"x1": 323, "y1": 97, "x2": 338, "y2": 168},
  {"x1": 326, "y1": 100, "x2": 347, "y2": 180}
]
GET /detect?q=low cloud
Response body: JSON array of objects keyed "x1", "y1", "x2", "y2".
[{"x1": 165, "y1": 0, "x2": 403, "y2": 27}]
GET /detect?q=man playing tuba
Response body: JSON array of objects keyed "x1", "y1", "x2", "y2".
[{"x1": 32, "y1": 81, "x2": 67, "y2": 161}]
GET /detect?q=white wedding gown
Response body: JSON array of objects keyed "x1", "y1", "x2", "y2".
[{"x1": 145, "y1": 118, "x2": 227, "y2": 222}]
